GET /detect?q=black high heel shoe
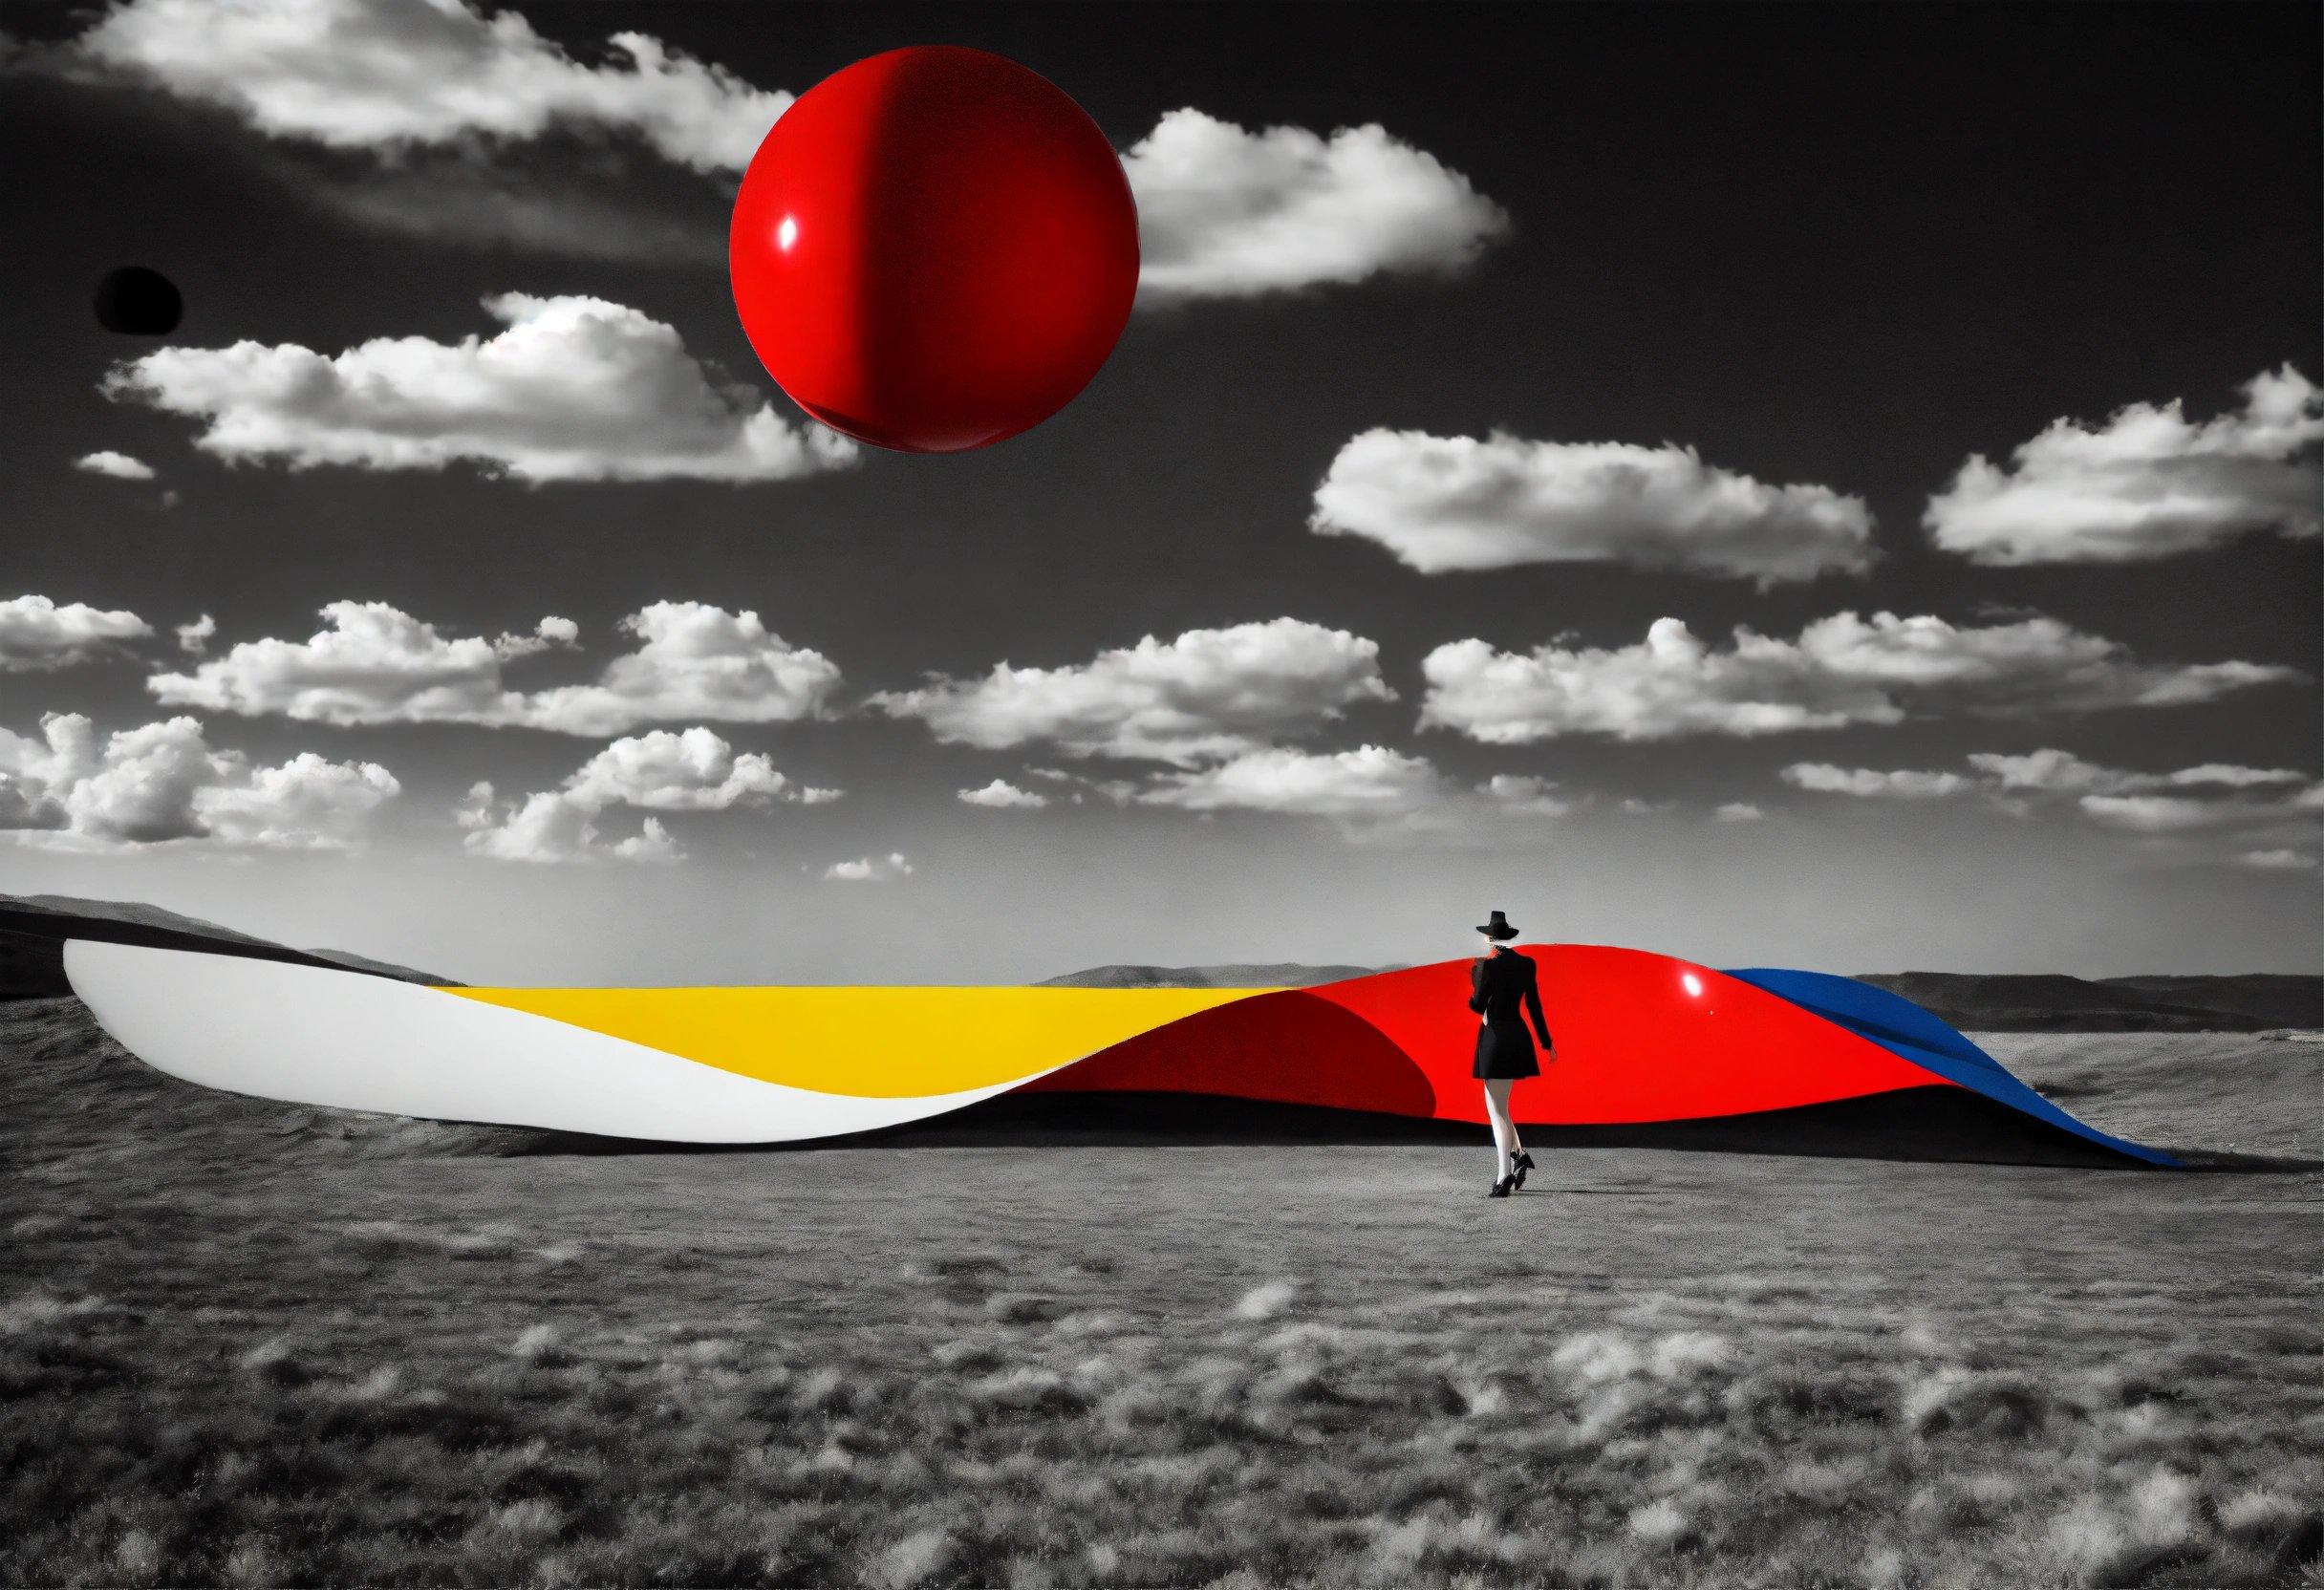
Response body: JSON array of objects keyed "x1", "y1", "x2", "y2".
[
  {"x1": 1488, "y1": 1172, "x2": 1517, "y2": 1198},
  {"x1": 1511, "y1": 1150, "x2": 1536, "y2": 1190}
]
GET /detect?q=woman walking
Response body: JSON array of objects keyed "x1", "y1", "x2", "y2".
[{"x1": 1470, "y1": 909, "x2": 1554, "y2": 1197}]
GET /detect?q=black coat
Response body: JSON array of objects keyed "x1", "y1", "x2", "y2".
[{"x1": 1469, "y1": 948, "x2": 1553, "y2": 1080}]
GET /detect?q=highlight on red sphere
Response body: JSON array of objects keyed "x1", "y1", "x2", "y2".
[{"x1": 729, "y1": 46, "x2": 1141, "y2": 455}]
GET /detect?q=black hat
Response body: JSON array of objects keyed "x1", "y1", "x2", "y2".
[{"x1": 1475, "y1": 909, "x2": 1518, "y2": 939}]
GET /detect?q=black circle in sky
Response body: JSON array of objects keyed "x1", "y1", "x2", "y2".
[{"x1": 93, "y1": 266, "x2": 183, "y2": 336}]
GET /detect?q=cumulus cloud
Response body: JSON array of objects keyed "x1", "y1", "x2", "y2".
[
  {"x1": 1130, "y1": 745, "x2": 1570, "y2": 841},
  {"x1": 822, "y1": 851, "x2": 913, "y2": 883},
  {"x1": 2238, "y1": 849, "x2": 2317, "y2": 871},
  {"x1": 103, "y1": 292, "x2": 858, "y2": 483},
  {"x1": 0, "y1": 713, "x2": 397, "y2": 850},
  {"x1": 1965, "y1": 748, "x2": 2309, "y2": 796},
  {"x1": 1139, "y1": 743, "x2": 1449, "y2": 817},
  {"x1": 72, "y1": 0, "x2": 789, "y2": 172},
  {"x1": 957, "y1": 779, "x2": 1049, "y2": 809},
  {"x1": 150, "y1": 603, "x2": 559, "y2": 725},
  {"x1": 2075, "y1": 794, "x2": 2219, "y2": 833},
  {"x1": 1476, "y1": 773, "x2": 1570, "y2": 816},
  {"x1": 1125, "y1": 109, "x2": 1507, "y2": 302},
  {"x1": 2073, "y1": 780, "x2": 2321, "y2": 837},
  {"x1": 1926, "y1": 366, "x2": 2324, "y2": 564},
  {"x1": 1781, "y1": 763, "x2": 1971, "y2": 799},
  {"x1": 455, "y1": 727, "x2": 829, "y2": 865},
  {"x1": 0, "y1": 595, "x2": 154, "y2": 672},
  {"x1": 874, "y1": 619, "x2": 1393, "y2": 766},
  {"x1": 1310, "y1": 429, "x2": 1874, "y2": 584},
  {"x1": 1420, "y1": 611, "x2": 2299, "y2": 744},
  {"x1": 174, "y1": 613, "x2": 216, "y2": 656},
  {"x1": 74, "y1": 450, "x2": 156, "y2": 481},
  {"x1": 1964, "y1": 747, "x2": 2127, "y2": 794},
  {"x1": 63, "y1": 0, "x2": 752, "y2": 266},
  {"x1": 149, "y1": 600, "x2": 839, "y2": 736},
  {"x1": 1713, "y1": 803, "x2": 1765, "y2": 823},
  {"x1": 1781, "y1": 744, "x2": 2320, "y2": 861},
  {"x1": 521, "y1": 603, "x2": 840, "y2": 736},
  {"x1": 562, "y1": 727, "x2": 833, "y2": 810},
  {"x1": 457, "y1": 782, "x2": 679, "y2": 864}
]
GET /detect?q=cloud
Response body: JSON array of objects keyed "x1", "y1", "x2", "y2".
[
  {"x1": 148, "y1": 600, "x2": 839, "y2": 736},
  {"x1": 1965, "y1": 748, "x2": 2309, "y2": 796},
  {"x1": 149, "y1": 602, "x2": 562, "y2": 725},
  {"x1": 174, "y1": 613, "x2": 216, "y2": 656},
  {"x1": 455, "y1": 727, "x2": 829, "y2": 865},
  {"x1": 562, "y1": 727, "x2": 835, "y2": 810},
  {"x1": 822, "y1": 851, "x2": 912, "y2": 883},
  {"x1": 1126, "y1": 110, "x2": 1507, "y2": 301},
  {"x1": 74, "y1": 450, "x2": 156, "y2": 481},
  {"x1": 2238, "y1": 849, "x2": 2317, "y2": 871},
  {"x1": 1420, "y1": 611, "x2": 2300, "y2": 743},
  {"x1": 1475, "y1": 773, "x2": 1570, "y2": 816},
  {"x1": 0, "y1": 595, "x2": 154, "y2": 672},
  {"x1": 1963, "y1": 747, "x2": 2126, "y2": 795},
  {"x1": 72, "y1": 0, "x2": 788, "y2": 172},
  {"x1": 54, "y1": 0, "x2": 757, "y2": 263},
  {"x1": 874, "y1": 618, "x2": 1393, "y2": 766},
  {"x1": 2071, "y1": 780, "x2": 2320, "y2": 836},
  {"x1": 1310, "y1": 429, "x2": 1873, "y2": 584},
  {"x1": 103, "y1": 292, "x2": 858, "y2": 483},
  {"x1": 957, "y1": 779, "x2": 1049, "y2": 809},
  {"x1": 521, "y1": 602, "x2": 840, "y2": 736},
  {"x1": 1781, "y1": 763, "x2": 1971, "y2": 799},
  {"x1": 0, "y1": 713, "x2": 397, "y2": 851},
  {"x1": 457, "y1": 782, "x2": 679, "y2": 865},
  {"x1": 1782, "y1": 745, "x2": 2321, "y2": 860},
  {"x1": 1713, "y1": 802, "x2": 1765, "y2": 823},
  {"x1": 1130, "y1": 745, "x2": 1570, "y2": 842},
  {"x1": 2075, "y1": 794, "x2": 2220, "y2": 833},
  {"x1": 285, "y1": 146, "x2": 726, "y2": 264},
  {"x1": 1926, "y1": 366, "x2": 2324, "y2": 564},
  {"x1": 1139, "y1": 743, "x2": 1450, "y2": 817}
]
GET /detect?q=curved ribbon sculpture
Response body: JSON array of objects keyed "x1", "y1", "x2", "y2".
[{"x1": 62, "y1": 940, "x2": 2172, "y2": 1166}]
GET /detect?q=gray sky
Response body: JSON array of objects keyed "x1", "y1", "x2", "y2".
[{"x1": 2, "y1": 1, "x2": 2317, "y2": 985}]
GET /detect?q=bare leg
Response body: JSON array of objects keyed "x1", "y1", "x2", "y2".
[{"x1": 1482, "y1": 1078, "x2": 1517, "y2": 1178}]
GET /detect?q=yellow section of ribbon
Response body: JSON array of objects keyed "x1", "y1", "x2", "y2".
[{"x1": 443, "y1": 983, "x2": 1277, "y2": 1098}]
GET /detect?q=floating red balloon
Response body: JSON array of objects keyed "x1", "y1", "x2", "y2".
[{"x1": 729, "y1": 46, "x2": 1140, "y2": 454}]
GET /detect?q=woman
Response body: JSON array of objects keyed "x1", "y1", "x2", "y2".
[{"x1": 1469, "y1": 909, "x2": 1553, "y2": 1197}]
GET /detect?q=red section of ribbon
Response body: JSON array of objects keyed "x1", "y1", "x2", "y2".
[
  {"x1": 1022, "y1": 988, "x2": 1435, "y2": 1117},
  {"x1": 1033, "y1": 946, "x2": 1949, "y2": 1127}
]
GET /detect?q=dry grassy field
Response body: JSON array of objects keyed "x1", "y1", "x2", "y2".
[{"x1": 3, "y1": 997, "x2": 2319, "y2": 1587}]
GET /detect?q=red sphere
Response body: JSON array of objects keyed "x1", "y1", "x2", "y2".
[{"x1": 729, "y1": 46, "x2": 1140, "y2": 455}]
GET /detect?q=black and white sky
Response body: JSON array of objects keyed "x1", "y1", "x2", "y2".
[{"x1": 2, "y1": 0, "x2": 2317, "y2": 985}]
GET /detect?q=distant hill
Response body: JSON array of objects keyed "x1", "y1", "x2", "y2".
[
  {"x1": 5, "y1": 892, "x2": 277, "y2": 946},
  {"x1": 1041, "y1": 959, "x2": 2319, "y2": 1031},
  {"x1": 1852, "y1": 972, "x2": 2317, "y2": 1033},
  {"x1": 2095, "y1": 975, "x2": 2323, "y2": 1030},
  {"x1": 0, "y1": 893, "x2": 455, "y2": 999},
  {"x1": 1039, "y1": 963, "x2": 1382, "y2": 989}
]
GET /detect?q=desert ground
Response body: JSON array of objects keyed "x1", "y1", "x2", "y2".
[{"x1": 3, "y1": 997, "x2": 2319, "y2": 1588}]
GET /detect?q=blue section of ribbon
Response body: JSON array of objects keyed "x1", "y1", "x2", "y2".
[{"x1": 1722, "y1": 966, "x2": 2177, "y2": 1167}]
